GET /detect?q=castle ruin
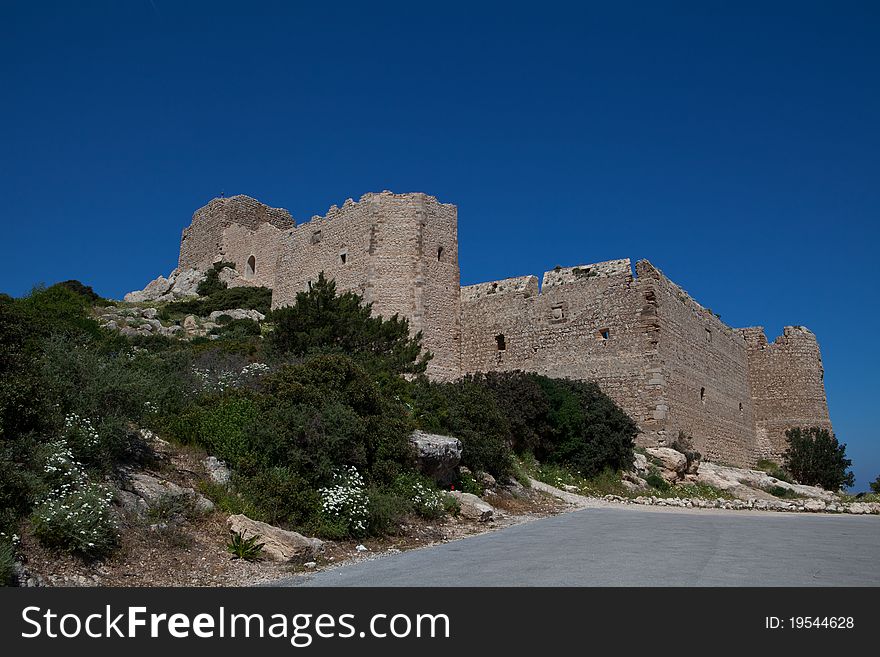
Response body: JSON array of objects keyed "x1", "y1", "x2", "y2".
[{"x1": 172, "y1": 191, "x2": 832, "y2": 467}]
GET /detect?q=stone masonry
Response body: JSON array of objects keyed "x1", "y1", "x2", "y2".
[{"x1": 164, "y1": 191, "x2": 832, "y2": 466}]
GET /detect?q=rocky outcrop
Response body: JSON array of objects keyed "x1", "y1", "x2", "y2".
[
  {"x1": 409, "y1": 430, "x2": 462, "y2": 485},
  {"x1": 124, "y1": 268, "x2": 206, "y2": 303},
  {"x1": 226, "y1": 515, "x2": 324, "y2": 562},
  {"x1": 646, "y1": 447, "x2": 688, "y2": 482},
  {"x1": 125, "y1": 473, "x2": 214, "y2": 514},
  {"x1": 451, "y1": 491, "x2": 494, "y2": 522},
  {"x1": 207, "y1": 309, "x2": 266, "y2": 322},
  {"x1": 696, "y1": 462, "x2": 837, "y2": 502}
]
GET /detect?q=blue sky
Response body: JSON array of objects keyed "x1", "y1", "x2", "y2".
[{"x1": 1, "y1": 1, "x2": 877, "y2": 489}]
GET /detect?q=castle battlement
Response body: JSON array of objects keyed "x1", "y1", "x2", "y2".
[{"x1": 169, "y1": 190, "x2": 832, "y2": 467}]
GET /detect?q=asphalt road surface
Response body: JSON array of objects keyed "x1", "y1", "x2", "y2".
[{"x1": 273, "y1": 506, "x2": 880, "y2": 586}]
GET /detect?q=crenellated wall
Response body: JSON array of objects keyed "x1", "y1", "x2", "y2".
[
  {"x1": 742, "y1": 326, "x2": 832, "y2": 461},
  {"x1": 272, "y1": 192, "x2": 461, "y2": 380},
  {"x1": 460, "y1": 260, "x2": 663, "y2": 438}
]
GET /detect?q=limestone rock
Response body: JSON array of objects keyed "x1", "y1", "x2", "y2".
[
  {"x1": 123, "y1": 268, "x2": 205, "y2": 303},
  {"x1": 409, "y1": 430, "x2": 462, "y2": 485},
  {"x1": 646, "y1": 447, "x2": 688, "y2": 476},
  {"x1": 204, "y1": 456, "x2": 232, "y2": 486},
  {"x1": 451, "y1": 491, "x2": 494, "y2": 522},
  {"x1": 226, "y1": 514, "x2": 324, "y2": 562},
  {"x1": 208, "y1": 309, "x2": 266, "y2": 322},
  {"x1": 183, "y1": 315, "x2": 199, "y2": 333},
  {"x1": 633, "y1": 452, "x2": 649, "y2": 474},
  {"x1": 126, "y1": 473, "x2": 214, "y2": 514}
]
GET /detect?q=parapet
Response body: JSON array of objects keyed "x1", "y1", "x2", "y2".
[
  {"x1": 193, "y1": 195, "x2": 295, "y2": 230},
  {"x1": 542, "y1": 258, "x2": 632, "y2": 288},
  {"x1": 461, "y1": 275, "x2": 539, "y2": 302}
]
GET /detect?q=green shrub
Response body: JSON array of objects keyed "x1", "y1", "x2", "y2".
[
  {"x1": 645, "y1": 470, "x2": 670, "y2": 491},
  {"x1": 755, "y1": 459, "x2": 793, "y2": 484},
  {"x1": 392, "y1": 473, "x2": 448, "y2": 519},
  {"x1": 365, "y1": 487, "x2": 411, "y2": 535},
  {"x1": 870, "y1": 476, "x2": 880, "y2": 494},
  {"x1": 234, "y1": 467, "x2": 320, "y2": 528},
  {"x1": 410, "y1": 377, "x2": 514, "y2": 479},
  {"x1": 783, "y1": 427, "x2": 854, "y2": 490},
  {"x1": 0, "y1": 539, "x2": 15, "y2": 586},
  {"x1": 32, "y1": 483, "x2": 118, "y2": 558},
  {"x1": 161, "y1": 286, "x2": 272, "y2": 319},
  {"x1": 197, "y1": 261, "x2": 235, "y2": 297},
  {"x1": 267, "y1": 273, "x2": 430, "y2": 376},
  {"x1": 56, "y1": 280, "x2": 104, "y2": 303},
  {"x1": 226, "y1": 530, "x2": 265, "y2": 562},
  {"x1": 210, "y1": 319, "x2": 262, "y2": 339},
  {"x1": 766, "y1": 485, "x2": 797, "y2": 499},
  {"x1": 316, "y1": 466, "x2": 369, "y2": 539}
]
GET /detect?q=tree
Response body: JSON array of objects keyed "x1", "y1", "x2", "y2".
[
  {"x1": 783, "y1": 427, "x2": 854, "y2": 491},
  {"x1": 267, "y1": 273, "x2": 431, "y2": 376},
  {"x1": 870, "y1": 475, "x2": 880, "y2": 495}
]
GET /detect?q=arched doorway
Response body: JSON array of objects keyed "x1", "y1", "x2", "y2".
[{"x1": 246, "y1": 255, "x2": 256, "y2": 280}]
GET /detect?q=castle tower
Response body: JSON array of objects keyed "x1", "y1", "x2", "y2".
[
  {"x1": 179, "y1": 195, "x2": 294, "y2": 288},
  {"x1": 272, "y1": 191, "x2": 461, "y2": 380}
]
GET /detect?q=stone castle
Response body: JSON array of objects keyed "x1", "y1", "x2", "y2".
[{"x1": 170, "y1": 191, "x2": 832, "y2": 467}]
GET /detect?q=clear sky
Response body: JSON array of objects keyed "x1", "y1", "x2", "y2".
[{"x1": 1, "y1": 1, "x2": 877, "y2": 489}]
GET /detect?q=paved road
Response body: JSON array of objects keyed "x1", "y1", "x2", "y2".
[{"x1": 273, "y1": 506, "x2": 880, "y2": 586}]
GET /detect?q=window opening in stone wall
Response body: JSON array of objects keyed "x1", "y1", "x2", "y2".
[
  {"x1": 246, "y1": 255, "x2": 256, "y2": 280},
  {"x1": 700, "y1": 387, "x2": 706, "y2": 403},
  {"x1": 706, "y1": 328, "x2": 712, "y2": 343},
  {"x1": 339, "y1": 251, "x2": 347, "y2": 265},
  {"x1": 495, "y1": 334, "x2": 506, "y2": 351},
  {"x1": 437, "y1": 246, "x2": 444, "y2": 261},
  {"x1": 599, "y1": 328, "x2": 610, "y2": 341},
  {"x1": 311, "y1": 230, "x2": 323, "y2": 244},
  {"x1": 739, "y1": 402, "x2": 743, "y2": 413},
  {"x1": 551, "y1": 304, "x2": 565, "y2": 322}
]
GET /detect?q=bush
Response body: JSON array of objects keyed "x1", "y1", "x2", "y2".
[
  {"x1": 317, "y1": 467, "x2": 370, "y2": 539},
  {"x1": 365, "y1": 487, "x2": 411, "y2": 536},
  {"x1": 56, "y1": 280, "x2": 104, "y2": 303},
  {"x1": 410, "y1": 377, "x2": 514, "y2": 479},
  {"x1": 783, "y1": 427, "x2": 854, "y2": 491},
  {"x1": 267, "y1": 273, "x2": 430, "y2": 376},
  {"x1": 31, "y1": 440, "x2": 118, "y2": 558},
  {"x1": 0, "y1": 539, "x2": 15, "y2": 586},
  {"x1": 197, "y1": 261, "x2": 235, "y2": 297},
  {"x1": 871, "y1": 476, "x2": 880, "y2": 495},
  {"x1": 755, "y1": 459, "x2": 793, "y2": 484},
  {"x1": 645, "y1": 470, "x2": 670, "y2": 491},
  {"x1": 162, "y1": 286, "x2": 273, "y2": 319}
]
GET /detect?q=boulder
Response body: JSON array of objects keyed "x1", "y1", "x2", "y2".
[
  {"x1": 226, "y1": 514, "x2": 324, "y2": 562},
  {"x1": 204, "y1": 456, "x2": 232, "y2": 486},
  {"x1": 409, "y1": 430, "x2": 462, "y2": 485},
  {"x1": 183, "y1": 315, "x2": 199, "y2": 333},
  {"x1": 646, "y1": 447, "x2": 688, "y2": 477},
  {"x1": 124, "y1": 268, "x2": 206, "y2": 303},
  {"x1": 126, "y1": 473, "x2": 214, "y2": 514},
  {"x1": 451, "y1": 491, "x2": 494, "y2": 522},
  {"x1": 633, "y1": 452, "x2": 649, "y2": 474},
  {"x1": 208, "y1": 309, "x2": 266, "y2": 323},
  {"x1": 803, "y1": 499, "x2": 826, "y2": 512}
]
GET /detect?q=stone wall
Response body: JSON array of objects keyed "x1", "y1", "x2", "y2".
[
  {"x1": 272, "y1": 192, "x2": 461, "y2": 380},
  {"x1": 640, "y1": 261, "x2": 757, "y2": 465},
  {"x1": 742, "y1": 326, "x2": 832, "y2": 461},
  {"x1": 460, "y1": 260, "x2": 660, "y2": 434},
  {"x1": 179, "y1": 195, "x2": 294, "y2": 274},
  {"x1": 173, "y1": 190, "x2": 833, "y2": 467}
]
